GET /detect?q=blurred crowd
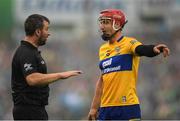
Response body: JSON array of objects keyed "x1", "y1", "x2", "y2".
[
  {"x1": 0, "y1": 26, "x2": 180, "y2": 120},
  {"x1": 0, "y1": 0, "x2": 180, "y2": 120}
]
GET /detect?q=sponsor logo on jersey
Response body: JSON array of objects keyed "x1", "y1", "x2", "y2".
[
  {"x1": 115, "y1": 46, "x2": 120, "y2": 53},
  {"x1": 122, "y1": 96, "x2": 127, "y2": 102},
  {"x1": 41, "y1": 60, "x2": 45, "y2": 64},
  {"x1": 24, "y1": 63, "x2": 33, "y2": 71},
  {"x1": 102, "y1": 58, "x2": 112, "y2": 68},
  {"x1": 130, "y1": 40, "x2": 137, "y2": 45},
  {"x1": 103, "y1": 65, "x2": 121, "y2": 74},
  {"x1": 100, "y1": 54, "x2": 133, "y2": 74}
]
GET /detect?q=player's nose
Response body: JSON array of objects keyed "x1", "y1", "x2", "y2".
[{"x1": 99, "y1": 24, "x2": 105, "y2": 31}]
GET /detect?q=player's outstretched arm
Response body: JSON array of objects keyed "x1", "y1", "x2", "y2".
[
  {"x1": 135, "y1": 44, "x2": 170, "y2": 57},
  {"x1": 26, "y1": 70, "x2": 83, "y2": 86}
]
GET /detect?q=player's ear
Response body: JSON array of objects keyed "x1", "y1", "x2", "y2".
[
  {"x1": 114, "y1": 23, "x2": 121, "y2": 30},
  {"x1": 35, "y1": 29, "x2": 41, "y2": 37},
  {"x1": 112, "y1": 19, "x2": 121, "y2": 30}
]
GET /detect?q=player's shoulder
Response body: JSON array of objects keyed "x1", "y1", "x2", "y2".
[
  {"x1": 123, "y1": 36, "x2": 137, "y2": 42},
  {"x1": 99, "y1": 42, "x2": 109, "y2": 51},
  {"x1": 123, "y1": 36, "x2": 141, "y2": 45}
]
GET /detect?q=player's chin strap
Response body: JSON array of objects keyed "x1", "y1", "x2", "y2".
[{"x1": 101, "y1": 20, "x2": 128, "y2": 41}]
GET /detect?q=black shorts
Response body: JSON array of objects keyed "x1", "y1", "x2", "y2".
[{"x1": 13, "y1": 105, "x2": 48, "y2": 120}]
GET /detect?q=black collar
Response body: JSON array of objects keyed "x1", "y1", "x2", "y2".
[{"x1": 21, "y1": 40, "x2": 38, "y2": 50}]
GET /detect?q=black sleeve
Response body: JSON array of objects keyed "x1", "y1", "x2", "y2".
[
  {"x1": 19, "y1": 50, "x2": 38, "y2": 77},
  {"x1": 135, "y1": 45, "x2": 159, "y2": 57}
]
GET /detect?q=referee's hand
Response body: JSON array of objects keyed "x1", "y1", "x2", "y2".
[
  {"x1": 88, "y1": 109, "x2": 98, "y2": 120},
  {"x1": 59, "y1": 70, "x2": 83, "y2": 79},
  {"x1": 153, "y1": 44, "x2": 170, "y2": 57}
]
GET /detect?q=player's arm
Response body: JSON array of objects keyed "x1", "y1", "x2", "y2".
[
  {"x1": 88, "y1": 75, "x2": 103, "y2": 120},
  {"x1": 135, "y1": 44, "x2": 170, "y2": 57},
  {"x1": 26, "y1": 70, "x2": 82, "y2": 86}
]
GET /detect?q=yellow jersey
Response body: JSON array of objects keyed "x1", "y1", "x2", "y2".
[{"x1": 99, "y1": 36, "x2": 142, "y2": 107}]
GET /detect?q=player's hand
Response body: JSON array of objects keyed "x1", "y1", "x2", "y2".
[
  {"x1": 88, "y1": 109, "x2": 98, "y2": 120},
  {"x1": 153, "y1": 44, "x2": 170, "y2": 57},
  {"x1": 59, "y1": 70, "x2": 83, "y2": 79}
]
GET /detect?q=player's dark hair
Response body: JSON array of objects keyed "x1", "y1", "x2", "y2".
[{"x1": 24, "y1": 14, "x2": 50, "y2": 36}]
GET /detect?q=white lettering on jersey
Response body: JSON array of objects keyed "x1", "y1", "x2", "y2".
[
  {"x1": 103, "y1": 65, "x2": 121, "y2": 74},
  {"x1": 102, "y1": 58, "x2": 112, "y2": 68},
  {"x1": 24, "y1": 63, "x2": 33, "y2": 71},
  {"x1": 41, "y1": 60, "x2": 45, "y2": 64}
]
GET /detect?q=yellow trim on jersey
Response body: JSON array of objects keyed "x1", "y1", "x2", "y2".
[
  {"x1": 99, "y1": 36, "x2": 142, "y2": 107},
  {"x1": 129, "y1": 118, "x2": 141, "y2": 121}
]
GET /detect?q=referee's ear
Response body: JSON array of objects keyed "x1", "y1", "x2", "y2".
[{"x1": 35, "y1": 29, "x2": 41, "y2": 37}]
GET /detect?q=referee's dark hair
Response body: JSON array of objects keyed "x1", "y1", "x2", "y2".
[{"x1": 24, "y1": 14, "x2": 50, "y2": 36}]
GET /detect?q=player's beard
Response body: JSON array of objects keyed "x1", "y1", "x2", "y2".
[
  {"x1": 37, "y1": 37, "x2": 46, "y2": 46},
  {"x1": 101, "y1": 30, "x2": 120, "y2": 41},
  {"x1": 101, "y1": 33, "x2": 111, "y2": 41}
]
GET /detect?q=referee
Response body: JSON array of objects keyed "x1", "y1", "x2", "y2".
[{"x1": 11, "y1": 14, "x2": 82, "y2": 120}]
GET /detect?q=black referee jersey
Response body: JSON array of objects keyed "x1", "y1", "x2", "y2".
[{"x1": 11, "y1": 40, "x2": 49, "y2": 106}]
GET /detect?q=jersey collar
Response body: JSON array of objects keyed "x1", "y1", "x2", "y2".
[
  {"x1": 108, "y1": 36, "x2": 124, "y2": 45},
  {"x1": 117, "y1": 36, "x2": 124, "y2": 42},
  {"x1": 21, "y1": 40, "x2": 38, "y2": 50}
]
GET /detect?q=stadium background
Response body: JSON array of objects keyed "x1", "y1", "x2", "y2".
[{"x1": 0, "y1": 0, "x2": 180, "y2": 119}]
